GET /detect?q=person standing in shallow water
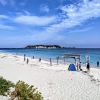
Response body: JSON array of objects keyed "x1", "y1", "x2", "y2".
[
  {"x1": 97, "y1": 61, "x2": 99, "y2": 67},
  {"x1": 87, "y1": 62, "x2": 90, "y2": 71},
  {"x1": 79, "y1": 62, "x2": 81, "y2": 71}
]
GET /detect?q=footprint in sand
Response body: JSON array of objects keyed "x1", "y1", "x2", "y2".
[
  {"x1": 82, "y1": 71, "x2": 99, "y2": 86},
  {"x1": 97, "y1": 79, "x2": 100, "y2": 82},
  {"x1": 91, "y1": 78, "x2": 96, "y2": 82},
  {"x1": 96, "y1": 80, "x2": 100, "y2": 86},
  {"x1": 89, "y1": 75, "x2": 94, "y2": 78},
  {"x1": 1, "y1": 56, "x2": 7, "y2": 58}
]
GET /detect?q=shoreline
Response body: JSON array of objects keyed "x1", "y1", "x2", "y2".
[
  {"x1": 0, "y1": 49, "x2": 98, "y2": 67},
  {"x1": 0, "y1": 52, "x2": 68, "y2": 70},
  {"x1": 0, "y1": 52, "x2": 100, "y2": 100}
]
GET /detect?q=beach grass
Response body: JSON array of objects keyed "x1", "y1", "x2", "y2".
[{"x1": 0, "y1": 76, "x2": 43, "y2": 100}]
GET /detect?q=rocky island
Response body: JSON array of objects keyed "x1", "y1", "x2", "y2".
[{"x1": 25, "y1": 45, "x2": 64, "y2": 49}]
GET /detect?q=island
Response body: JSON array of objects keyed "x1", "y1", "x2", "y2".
[{"x1": 25, "y1": 45, "x2": 64, "y2": 49}]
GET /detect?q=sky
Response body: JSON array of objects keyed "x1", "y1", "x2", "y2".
[{"x1": 0, "y1": 0, "x2": 100, "y2": 48}]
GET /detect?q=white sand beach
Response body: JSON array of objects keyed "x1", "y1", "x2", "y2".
[{"x1": 0, "y1": 53, "x2": 100, "y2": 100}]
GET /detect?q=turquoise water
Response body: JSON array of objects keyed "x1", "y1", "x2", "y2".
[{"x1": 0, "y1": 48, "x2": 100, "y2": 66}]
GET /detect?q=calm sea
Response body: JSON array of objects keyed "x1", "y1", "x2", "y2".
[{"x1": 0, "y1": 48, "x2": 100, "y2": 67}]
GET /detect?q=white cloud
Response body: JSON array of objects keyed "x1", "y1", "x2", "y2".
[
  {"x1": 0, "y1": 0, "x2": 100, "y2": 40},
  {"x1": 40, "y1": 5, "x2": 50, "y2": 13},
  {"x1": 0, "y1": 0, "x2": 7, "y2": 5},
  {"x1": 0, "y1": 24, "x2": 15, "y2": 30},
  {"x1": 0, "y1": 15, "x2": 9, "y2": 19},
  {"x1": 68, "y1": 27, "x2": 92, "y2": 33},
  {"x1": 44, "y1": 0, "x2": 100, "y2": 34},
  {"x1": 14, "y1": 10, "x2": 31, "y2": 16},
  {"x1": 0, "y1": 14, "x2": 14, "y2": 30},
  {"x1": 15, "y1": 15, "x2": 56, "y2": 26},
  {"x1": 0, "y1": 0, "x2": 15, "y2": 6},
  {"x1": 22, "y1": 10, "x2": 31, "y2": 15},
  {"x1": 29, "y1": 0, "x2": 100, "y2": 41}
]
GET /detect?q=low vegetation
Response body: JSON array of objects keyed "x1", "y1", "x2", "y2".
[
  {"x1": 0, "y1": 77, "x2": 14, "y2": 96},
  {"x1": 10, "y1": 81, "x2": 43, "y2": 100},
  {"x1": 0, "y1": 77, "x2": 43, "y2": 100}
]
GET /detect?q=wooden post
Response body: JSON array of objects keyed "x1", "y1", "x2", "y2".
[
  {"x1": 57, "y1": 56, "x2": 59, "y2": 65},
  {"x1": 50, "y1": 58, "x2": 52, "y2": 66},
  {"x1": 32, "y1": 56, "x2": 34, "y2": 59},
  {"x1": 79, "y1": 58, "x2": 80, "y2": 64},
  {"x1": 75, "y1": 57, "x2": 76, "y2": 65},
  {"x1": 27, "y1": 58, "x2": 29, "y2": 64},
  {"x1": 64, "y1": 57, "x2": 65, "y2": 64},
  {"x1": 39, "y1": 58, "x2": 41, "y2": 62},
  {"x1": 24, "y1": 54, "x2": 26, "y2": 61}
]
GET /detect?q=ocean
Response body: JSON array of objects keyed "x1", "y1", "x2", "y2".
[{"x1": 0, "y1": 48, "x2": 100, "y2": 67}]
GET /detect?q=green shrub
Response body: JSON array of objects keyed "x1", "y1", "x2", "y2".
[
  {"x1": 10, "y1": 81, "x2": 43, "y2": 100},
  {"x1": 0, "y1": 77, "x2": 14, "y2": 96}
]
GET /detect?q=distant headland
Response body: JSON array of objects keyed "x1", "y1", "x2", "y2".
[{"x1": 25, "y1": 45, "x2": 65, "y2": 49}]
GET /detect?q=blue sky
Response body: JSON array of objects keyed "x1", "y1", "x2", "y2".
[{"x1": 0, "y1": 0, "x2": 100, "y2": 48}]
